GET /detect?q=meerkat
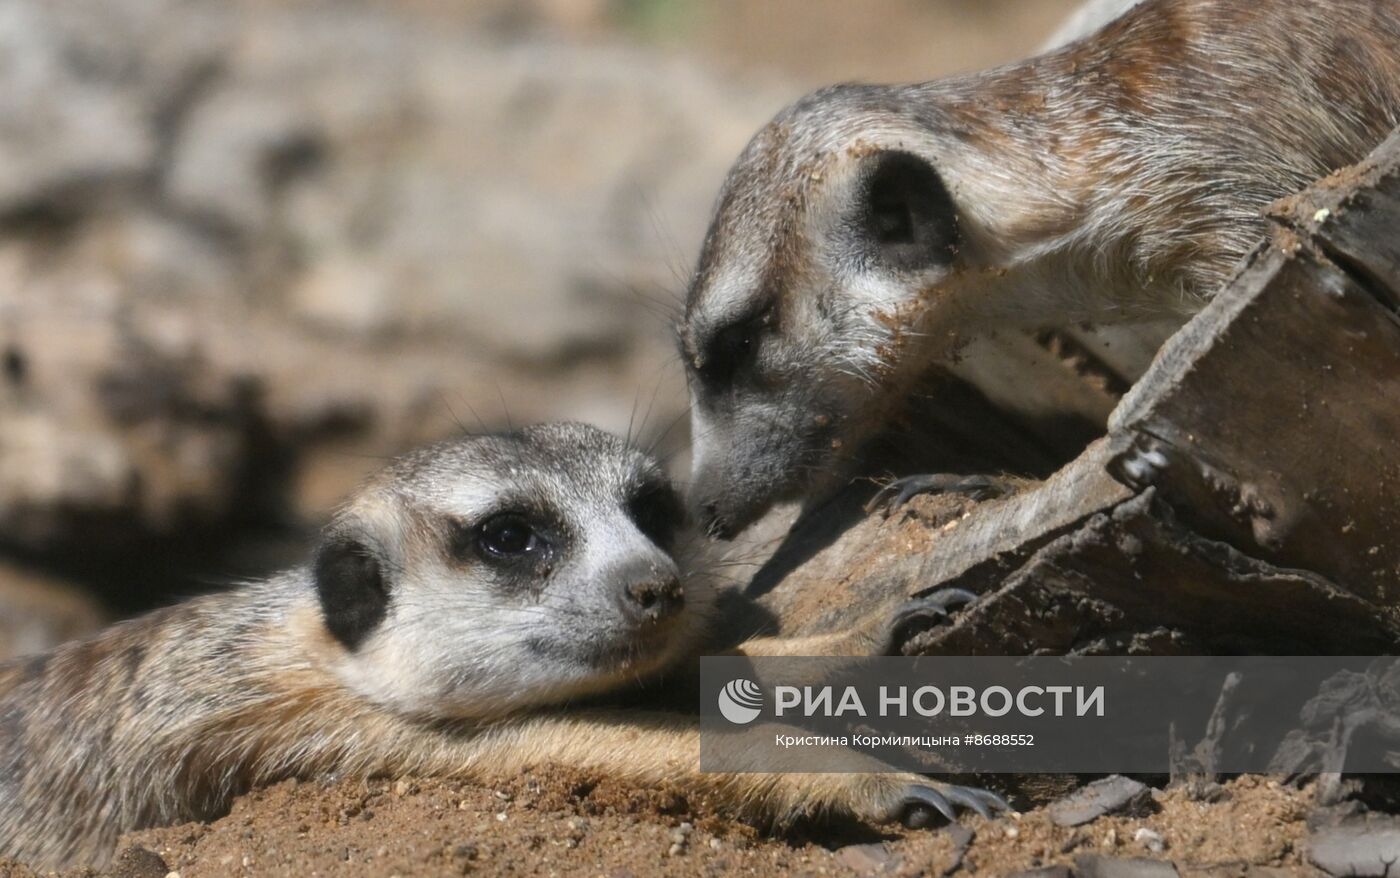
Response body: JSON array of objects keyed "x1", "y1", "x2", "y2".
[
  {"x1": 677, "y1": 0, "x2": 1400, "y2": 540},
  {"x1": 0, "y1": 422, "x2": 1004, "y2": 870}
]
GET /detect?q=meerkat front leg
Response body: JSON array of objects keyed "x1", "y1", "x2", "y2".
[
  {"x1": 733, "y1": 630, "x2": 883, "y2": 657},
  {"x1": 733, "y1": 588, "x2": 982, "y2": 658},
  {"x1": 706, "y1": 599, "x2": 1005, "y2": 818},
  {"x1": 459, "y1": 710, "x2": 1010, "y2": 827}
]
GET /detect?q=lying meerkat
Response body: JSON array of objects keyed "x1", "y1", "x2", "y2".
[
  {"x1": 0, "y1": 423, "x2": 1003, "y2": 870},
  {"x1": 678, "y1": 0, "x2": 1400, "y2": 539}
]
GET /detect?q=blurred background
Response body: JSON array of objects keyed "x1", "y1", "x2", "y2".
[{"x1": 0, "y1": 0, "x2": 1080, "y2": 655}]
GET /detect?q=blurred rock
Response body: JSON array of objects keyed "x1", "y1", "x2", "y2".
[
  {"x1": 833, "y1": 842, "x2": 898, "y2": 874},
  {"x1": 1050, "y1": 777, "x2": 1154, "y2": 827},
  {"x1": 0, "y1": 0, "x2": 785, "y2": 581},
  {"x1": 0, "y1": 562, "x2": 104, "y2": 660},
  {"x1": 1308, "y1": 816, "x2": 1400, "y2": 877},
  {"x1": 1074, "y1": 856, "x2": 1179, "y2": 878}
]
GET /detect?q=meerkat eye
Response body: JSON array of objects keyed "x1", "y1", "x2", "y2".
[
  {"x1": 628, "y1": 482, "x2": 685, "y2": 550},
  {"x1": 476, "y1": 513, "x2": 546, "y2": 561}
]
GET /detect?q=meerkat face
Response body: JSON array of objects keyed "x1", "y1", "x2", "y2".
[
  {"x1": 680, "y1": 88, "x2": 967, "y2": 538},
  {"x1": 312, "y1": 423, "x2": 706, "y2": 720}
]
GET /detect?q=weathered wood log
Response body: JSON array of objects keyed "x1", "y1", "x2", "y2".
[
  {"x1": 1107, "y1": 188, "x2": 1400, "y2": 600},
  {"x1": 757, "y1": 452, "x2": 1400, "y2": 654},
  {"x1": 910, "y1": 490, "x2": 1399, "y2": 655}
]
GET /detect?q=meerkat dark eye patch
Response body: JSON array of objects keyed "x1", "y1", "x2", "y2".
[
  {"x1": 313, "y1": 536, "x2": 389, "y2": 651},
  {"x1": 862, "y1": 151, "x2": 959, "y2": 272},
  {"x1": 628, "y1": 481, "x2": 685, "y2": 550},
  {"x1": 695, "y1": 304, "x2": 774, "y2": 391}
]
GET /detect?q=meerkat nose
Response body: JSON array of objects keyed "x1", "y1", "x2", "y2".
[{"x1": 621, "y1": 574, "x2": 684, "y2": 623}]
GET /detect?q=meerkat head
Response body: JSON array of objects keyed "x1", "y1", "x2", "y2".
[
  {"x1": 310, "y1": 422, "x2": 706, "y2": 720},
  {"x1": 679, "y1": 85, "x2": 998, "y2": 539}
]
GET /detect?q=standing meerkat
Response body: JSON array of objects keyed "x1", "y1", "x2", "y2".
[
  {"x1": 0, "y1": 423, "x2": 1004, "y2": 871},
  {"x1": 678, "y1": 0, "x2": 1400, "y2": 539}
]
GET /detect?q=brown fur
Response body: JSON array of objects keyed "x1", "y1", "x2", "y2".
[{"x1": 0, "y1": 579, "x2": 932, "y2": 869}]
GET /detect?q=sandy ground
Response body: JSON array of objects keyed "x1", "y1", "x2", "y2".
[{"x1": 0, "y1": 772, "x2": 1316, "y2": 877}]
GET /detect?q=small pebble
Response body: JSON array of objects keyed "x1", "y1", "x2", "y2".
[
  {"x1": 667, "y1": 842, "x2": 684, "y2": 857},
  {"x1": 709, "y1": 838, "x2": 723, "y2": 851},
  {"x1": 1134, "y1": 827, "x2": 1166, "y2": 853},
  {"x1": 453, "y1": 843, "x2": 479, "y2": 860}
]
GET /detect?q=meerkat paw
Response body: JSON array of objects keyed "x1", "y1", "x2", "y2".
[
  {"x1": 852, "y1": 774, "x2": 1011, "y2": 827},
  {"x1": 880, "y1": 588, "x2": 979, "y2": 655},
  {"x1": 865, "y1": 473, "x2": 1015, "y2": 516}
]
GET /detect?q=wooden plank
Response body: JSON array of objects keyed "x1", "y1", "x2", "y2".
[
  {"x1": 1273, "y1": 126, "x2": 1400, "y2": 310},
  {"x1": 1106, "y1": 235, "x2": 1400, "y2": 602},
  {"x1": 906, "y1": 491, "x2": 1400, "y2": 656}
]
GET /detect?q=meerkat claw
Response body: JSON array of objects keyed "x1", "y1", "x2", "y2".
[
  {"x1": 941, "y1": 784, "x2": 1010, "y2": 820},
  {"x1": 899, "y1": 783, "x2": 1010, "y2": 828},
  {"x1": 900, "y1": 784, "x2": 957, "y2": 827},
  {"x1": 882, "y1": 588, "x2": 979, "y2": 654},
  {"x1": 865, "y1": 474, "x2": 1014, "y2": 516}
]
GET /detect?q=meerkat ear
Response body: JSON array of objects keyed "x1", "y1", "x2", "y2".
[
  {"x1": 313, "y1": 533, "x2": 391, "y2": 650},
  {"x1": 861, "y1": 150, "x2": 959, "y2": 272}
]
